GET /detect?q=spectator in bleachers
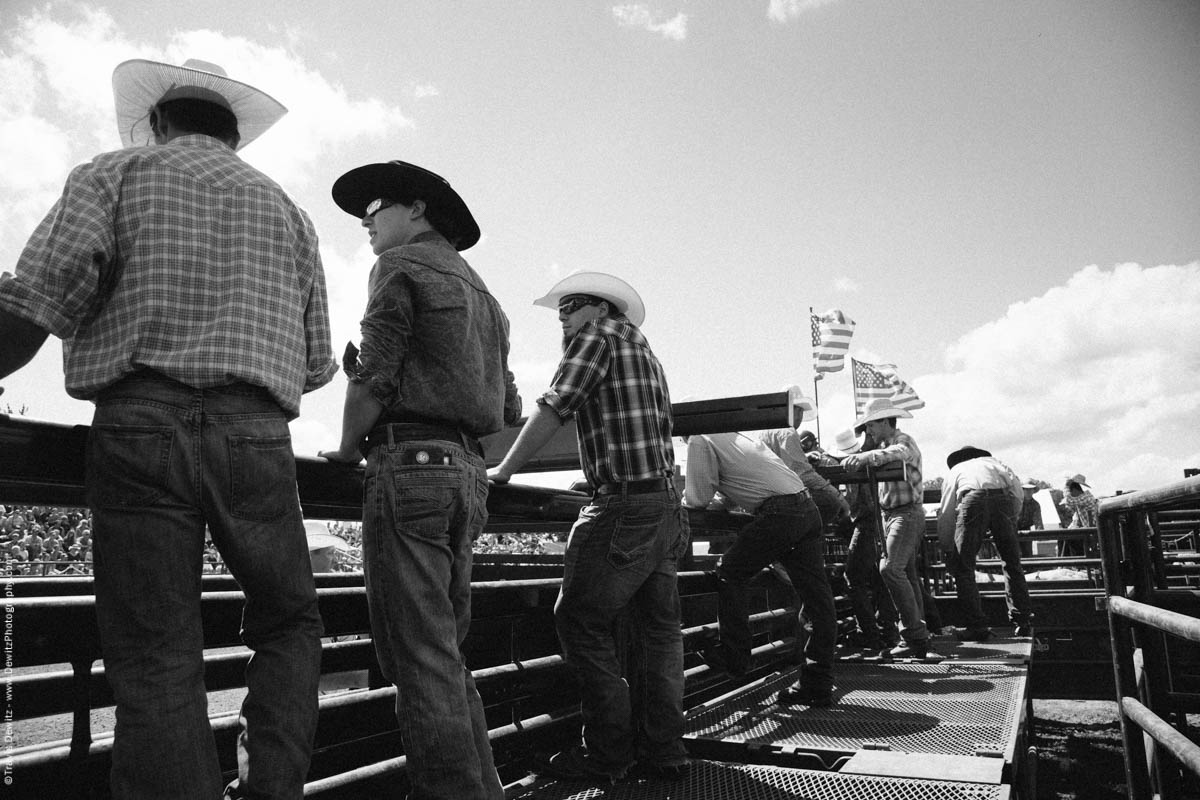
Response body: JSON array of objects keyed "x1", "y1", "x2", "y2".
[
  {"x1": 938, "y1": 446, "x2": 1033, "y2": 640},
  {"x1": 1060, "y1": 474, "x2": 1098, "y2": 557},
  {"x1": 683, "y1": 430, "x2": 837, "y2": 707}
]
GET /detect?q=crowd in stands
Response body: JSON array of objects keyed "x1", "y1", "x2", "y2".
[{"x1": 1, "y1": 505, "x2": 568, "y2": 576}]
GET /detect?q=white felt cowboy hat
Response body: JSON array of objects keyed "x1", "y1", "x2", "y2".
[
  {"x1": 853, "y1": 397, "x2": 913, "y2": 433},
  {"x1": 332, "y1": 160, "x2": 481, "y2": 250},
  {"x1": 533, "y1": 271, "x2": 646, "y2": 327},
  {"x1": 112, "y1": 58, "x2": 287, "y2": 151},
  {"x1": 833, "y1": 428, "x2": 864, "y2": 455}
]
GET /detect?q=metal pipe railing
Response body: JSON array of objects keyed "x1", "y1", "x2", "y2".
[{"x1": 1099, "y1": 474, "x2": 1200, "y2": 800}]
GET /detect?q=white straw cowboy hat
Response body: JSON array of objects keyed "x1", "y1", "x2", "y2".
[
  {"x1": 833, "y1": 429, "x2": 864, "y2": 455},
  {"x1": 784, "y1": 385, "x2": 816, "y2": 423},
  {"x1": 1065, "y1": 473, "x2": 1090, "y2": 488},
  {"x1": 332, "y1": 160, "x2": 481, "y2": 251},
  {"x1": 533, "y1": 271, "x2": 646, "y2": 326},
  {"x1": 112, "y1": 58, "x2": 287, "y2": 151},
  {"x1": 853, "y1": 397, "x2": 913, "y2": 433}
]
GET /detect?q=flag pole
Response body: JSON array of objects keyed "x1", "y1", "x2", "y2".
[{"x1": 809, "y1": 306, "x2": 821, "y2": 442}]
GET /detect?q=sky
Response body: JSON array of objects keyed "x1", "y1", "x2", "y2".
[{"x1": 1, "y1": 0, "x2": 1199, "y2": 498}]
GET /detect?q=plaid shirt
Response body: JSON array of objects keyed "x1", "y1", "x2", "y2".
[
  {"x1": 865, "y1": 430, "x2": 923, "y2": 510},
  {"x1": 0, "y1": 135, "x2": 335, "y2": 417},
  {"x1": 1063, "y1": 490, "x2": 1099, "y2": 528},
  {"x1": 539, "y1": 315, "x2": 674, "y2": 487}
]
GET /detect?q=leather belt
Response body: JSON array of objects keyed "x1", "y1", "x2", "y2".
[
  {"x1": 594, "y1": 478, "x2": 671, "y2": 496},
  {"x1": 363, "y1": 422, "x2": 483, "y2": 457}
]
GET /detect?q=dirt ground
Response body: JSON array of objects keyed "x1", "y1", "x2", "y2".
[{"x1": 1033, "y1": 699, "x2": 1127, "y2": 799}]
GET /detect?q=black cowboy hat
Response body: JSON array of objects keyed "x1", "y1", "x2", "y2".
[
  {"x1": 946, "y1": 445, "x2": 992, "y2": 470},
  {"x1": 332, "y1": 160, "x2": 480, "y2": 250}
]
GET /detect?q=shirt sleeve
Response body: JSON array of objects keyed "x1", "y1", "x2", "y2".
[
  {"x1": 873, "y1": 437, "x2": 916, "y2": 467},
  {"x1": 936, "y1": 472, "x2": 959, "y2": 546},
  {"x1": 356, "y1": 257, "x2": 415, "y2": 408},
  {"x1": 541, "y1": 324, "x2": 610, "y2": 419},
  {"x1": 0, "y1": 163, "x2": 116, "y2": 337},
  {"x1": 683, "y1": 437, "x2": 720, "y2": 508},
  {"x1": 296, "y1": 212, "x2": 337, "y2": 393}
]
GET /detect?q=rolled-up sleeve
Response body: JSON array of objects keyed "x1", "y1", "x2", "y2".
[
  {"x1": 0, "y1": 165, "x2": 115, "y2": 337},
  {"x1": 356, "y1": 265, "x2": 414, "y2": 408},
  {"x1": 297, "y1": 216, "x2": 336, "y2": 392},
  {"x1": 683, "y1": 437, "x2": 719, "y2": 508},
  {"x1": 541, "y1": 326, "x2": 609, "y2": 419}
]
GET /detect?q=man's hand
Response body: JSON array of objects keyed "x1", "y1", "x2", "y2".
[
  {"x1": 319, "y1": 447, "x2": 363, "y2": 464},
  {"x1": 842, "y1": 453, "x2": 868, "y2": 471},
  {"x1": 487, "y1": 467, "x2": 511, "y2": 484}
]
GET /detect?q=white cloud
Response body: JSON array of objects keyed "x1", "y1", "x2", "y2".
[
  {"x1": 768, "y1": 0, "x2": 843, "y2": 23},
  {"x1": 0, "y1": 5, "x2": 413, "y2": 237},
  {"x1": 612, "y1": 5, "x2": 688, "y2": 41},
  {"x1": 903, "y1": 263, "x2": 1200, "y2": 495},
  {"x1": 413, "y1": 84, "x2": 440, "y2": 99},
  {"x1": 833, "y1": 276, "x2": 860, "y2": 293}
]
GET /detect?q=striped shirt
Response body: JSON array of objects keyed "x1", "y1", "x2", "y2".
[
  {"x1": 539, "y1": 315, "x2": 674, "y2": 487},
  {"x1": 1063, "y1": 490, "x2": 1099, "y2": 528},
  {"x1": 864, "y1": 430, "x2": 923, "y2": 510},
  {"x1": 0, "y1": 135, "x2": 336, "y2": 417}
]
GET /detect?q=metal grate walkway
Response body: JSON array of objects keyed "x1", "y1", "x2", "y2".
[
  {"x1": 507, "y1": 759, "x2": 1011, "y2": 799},
  {"x1": 507, "y1": 634, "x2": 1032, "y2": 798}
]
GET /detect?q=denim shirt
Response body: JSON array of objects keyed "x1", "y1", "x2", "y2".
[{"x1": 352, "y1": 231, "x2": 521, "y2": 436}]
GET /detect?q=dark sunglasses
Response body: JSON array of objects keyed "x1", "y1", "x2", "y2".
[
  {"x1": 364, "y1": 198, "x2": 400, "y2": 219},
  {"x1": 557, "y1": 295, "x2": 603, "y2": 316}
]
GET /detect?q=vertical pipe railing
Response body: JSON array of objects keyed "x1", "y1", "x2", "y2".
[{"x1": 1098, "y1": 475, "x2": 1200, "y2": 799}]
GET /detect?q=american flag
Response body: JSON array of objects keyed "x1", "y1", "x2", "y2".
[
  {"x1": 811, "y1": 309, "x2": 855, "y2": 377},
  {"x1": 852, "y1": 359, "x2": 925, "y2": 415}
]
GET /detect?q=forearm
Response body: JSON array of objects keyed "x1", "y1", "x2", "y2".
[
  {"x1": 490, "y1": 402, "x2": 566, "y2": 481},
  {"x1": 333, "y1": 381, "x2": 384, "y2": 459},
  {"x1": 0, "y1": 311, "x2": 49, "y2": 379}
]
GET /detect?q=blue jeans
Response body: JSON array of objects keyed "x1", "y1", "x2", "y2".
[
  {"x1": 361, "y1": 436, "x2": 502, "y2": 800},
  {"x1": 556, "y1": 488, "x2": 690, "y2": 772},
  {"x1": 86, "y1": 373, "x2": 322, "y2": 800},
  {"x1": 942, "y1": 489, "x2": 1032, "y2": 629},
  {"x1": 879, "y1": 503, "x2": 929, "y2": 643},
  {"x1": 844, "y1": 520, "x2": 899, "y2": 647},
  {"x1": 715, "y1": 493, "x2": 835, "y2": 691}
]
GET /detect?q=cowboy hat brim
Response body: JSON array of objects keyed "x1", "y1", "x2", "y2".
[
  {"x1": 112, "y1": 59, "x2": 287, "y2": 152},
  {"x1": 853, "y1": 405, "x2": 913, "y2": 433},
  {"x1": 946, "y1": 445, "x2": 992, "y2": 470},
  {"x1": 331, "y1": 161, "x2": 481, "y2": 251},
  {"x1": 533, "y1": 271, "x2": 646, "y2": 327}
]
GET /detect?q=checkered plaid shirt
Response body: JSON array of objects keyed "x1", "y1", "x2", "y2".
[
  {"x1": 0, "y1": 135, "x2": 335, "y2": 417},
  {"x1": 539, "y1": 315, "x2": 674, "y2": 487}
]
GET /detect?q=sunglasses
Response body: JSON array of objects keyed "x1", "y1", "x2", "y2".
[
  {"x1": 557, "y1": 296, "x2": 603, "y2": 316},
  {"x1": 364, "y1": 198, "x2": 400, "y2": 219}
]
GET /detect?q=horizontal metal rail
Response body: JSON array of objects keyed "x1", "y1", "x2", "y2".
[
  {"x1": 1108, "y1": 595, "x2": 1200, "y2": 644},
  {"x1": 1121, "y1": 696, "x2": 1200, "y2": 777}
]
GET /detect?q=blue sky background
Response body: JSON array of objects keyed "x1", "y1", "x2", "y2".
[{"x1": 2, "y1": 0, "x2": 1198, "y2": 497}]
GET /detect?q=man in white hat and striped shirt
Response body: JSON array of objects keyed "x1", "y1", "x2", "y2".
[
  {"x1": 841, "y1": 398, "x2": 930, "y2": 659},
  {"x1": 0, "y1": 57, "x2": 334, "y2": 799}
]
